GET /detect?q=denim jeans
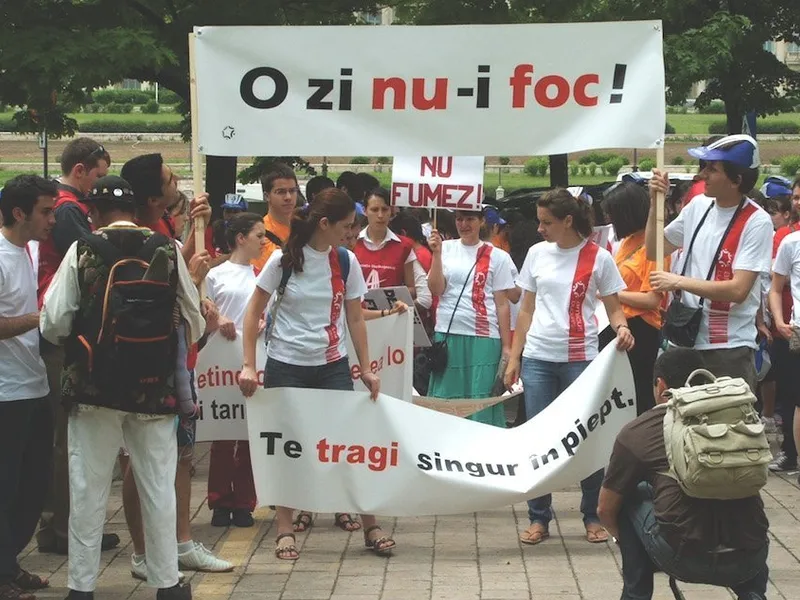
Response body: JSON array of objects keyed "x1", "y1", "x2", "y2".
[
  {"x1": 521, "y1": 357, "x2": 603, "y2": 527},
  {"x1": 618, "y1": 483, "x2": 769, "y2": 600},
  {"x1": 264, "y1": 356, "x2": 354, "y2": 392}
]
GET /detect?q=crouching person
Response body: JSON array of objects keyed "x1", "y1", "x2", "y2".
[
  {"x1": 598, "y1": 348, "x2": 770, "y2": 600},
  {"x1": 40, "y1": 176, "x2": 204, "y2": 600}
]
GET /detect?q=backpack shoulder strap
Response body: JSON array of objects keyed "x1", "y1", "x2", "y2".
[
  {"x1": 336, "y1": 246, "x2": 350, "y2": 287},
  {"x1": 138, "y1": 232, "x2": 172, "y2": 260},
  {"x1": 80, "y1": 232, "x2": 121, "y2": 267},
  {"x1": 279, "y1": 264, "x2": 292, "y2": 292},
  {"x1": 264, "y1": 229, "x2": 284, "y2": 247}
]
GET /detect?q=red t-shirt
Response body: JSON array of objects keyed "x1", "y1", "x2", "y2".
[
  {"x1": 415, "y1": 245, "x2": 432, "y2": 273},
  {"x1": 353, "y1": 235, "x2": 414, "y2": 289}
]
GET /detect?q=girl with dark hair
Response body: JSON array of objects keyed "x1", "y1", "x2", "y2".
[
  {"x1": 428, "y1": 209, "x2": 517, "y2": 427},
  {"x1": 600, "y1": 182, "x2": 669, "y2": 415},
  {"x1": 205, "y1": 213, "x2": 266, "y2": 528},
  {"x1": 238, "y1": 188, "x2": 394, "y2": 560},
  {"x1": 505, "y1": 188, "x2": 634, "y2": 546},
  {"x1": 354, "y1": 187, "x2": 417, "y2": 295}
]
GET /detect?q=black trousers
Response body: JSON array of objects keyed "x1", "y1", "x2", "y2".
[
  {"x1": 600, "y1": 316, "x2": 661, "y2": 416},
  {"x1": 0, "y1": 397, "x2": 53, "y2": 582}
]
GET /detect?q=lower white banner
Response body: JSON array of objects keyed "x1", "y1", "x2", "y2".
[
  {"x1": 245, "y1": 344, "x2": 635, "y2": 516},
  {"x1": 195, "y1": 312, "x2": 413, "y2": 441}
]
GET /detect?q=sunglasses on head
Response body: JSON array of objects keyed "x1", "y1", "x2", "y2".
[{"x1": 81, "y1": 144, "x2": 107, "y2": 169}]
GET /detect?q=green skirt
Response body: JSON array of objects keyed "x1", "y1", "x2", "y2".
[{"x1": 428, "y1": 333, "x2": 505, "y2": 428}]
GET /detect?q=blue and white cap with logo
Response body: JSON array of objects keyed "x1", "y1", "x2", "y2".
[
  {"x1": 760, "y1": 176, "x2": 793, "y2": 198},
  {"x1": 222, "y1": 193, "x2": 248, "y2": 211},
  {"x1": 687, "y1": 134, "x2": 760, "y2": 169}
]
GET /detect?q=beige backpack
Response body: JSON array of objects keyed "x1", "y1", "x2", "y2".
[{"x1": 662, "y1": 369, "x2": 772, "y2": 500}]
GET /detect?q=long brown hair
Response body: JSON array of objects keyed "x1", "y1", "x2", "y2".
[
  {"x1": 281, "y1": 188, "x2": 355, "y2": 273},
  {"x1": 537, "y1": 188, "x2": 593, "y2": 238}
]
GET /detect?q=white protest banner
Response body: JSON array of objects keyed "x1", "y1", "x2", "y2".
[
  {"x1": 246, "y1": 344, "x2": 635, "y2": 516},
  {"x1": 391, "y1": 156, "x2": 485, "y2": 211},
  {"x1": 195, "y1": 312, "x2": 413, "y2": 442},
  {"x1": 193, "y1": 22, "x2": 665, "y2": 156},
  {"x1": 364, "y1": 287, "x2": 431, "y2": 348}
]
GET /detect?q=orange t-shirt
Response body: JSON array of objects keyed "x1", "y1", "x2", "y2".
[
  {"x1": 252, "y1": 212, "x2": 290, "y2": 271},
  {"x1": 615, "y1": 231, "x2": 669, "y2": 329}
]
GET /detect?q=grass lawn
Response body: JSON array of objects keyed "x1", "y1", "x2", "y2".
[
  {"x1": 668, "y1": 112, "x2": 800, "y2": 135},
  {"x1": 0, "y1": 111, "x2": 181, "y2": 124}
]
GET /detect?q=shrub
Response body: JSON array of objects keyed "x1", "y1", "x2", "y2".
[
  {"x1": 84, "y1": 104, "x2": 102, "y2": 113},
  {"x1": 638, "y1": 158, "x2": 655, "y2": 171},
  {"x1": 105, "y1": 102, "x2": 134, "y2": 114},
  {"x1": 349, "y1": 156, "x2": 370, "y2": 165},
  {"x1": 499, "y1": 156, "x2": 511, "y2": 165},
  {"x1": 569, "y1": 161, "x2": 580, "y2": 177},
  {"x1": 92, "y1": 89, "x2": 151, "y2": 105},
  {"x1": 672, "y1": 156, "x2": 685, "y2": 165},
  {"x1": 666, "y1": 105, "x2": 688, "y2": 114},
  {"x1": 780, "y1": 155, "x2": 800, "y2": 177},
  {"x1": 524, "y1": 157, "x2": 548, "y2": 177},
  {"x1": 578, "y1": 164, "x2": 588, "y2": 176},
  {"x1": 699, "y1": 100, "x2": 726, "y2": 114},
  {"x1": 665, "y1": 122, "x2": 676, "y2": 134},
  {"x1": 142, "y1": 100, "x2": 160, "y2": 114},
  {"x1": 603, "y1": 157, "x2": 626, "y2": 176},
  {"x1": 376, "y1": 156, "x2": 390, "y2": 164},
  {"x1": 707, "y1": 122, "x2": 728, "y2": 134},
  {"x1": 158, "y1": 89, "x2": 181, "y2": 105},
  {"x1": 579, "y1": 152, "x2": 619, "y2": 165}
]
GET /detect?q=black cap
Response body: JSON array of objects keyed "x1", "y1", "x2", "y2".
[{"x1": 87, "y1": 175, "x2": 136, "y2": 205}]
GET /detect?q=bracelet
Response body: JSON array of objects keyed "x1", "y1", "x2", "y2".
[{"x1": 616, "y1": 324, "x2": 630, "y2": 332}]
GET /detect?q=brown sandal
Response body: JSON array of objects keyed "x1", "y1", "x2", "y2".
[
  {"x1": 585, "y1": 524, "x2": 609, "y2": 543},
  {"x1": 13, "y1": 569, "x2": 49, "y2": 591},
  {"x1": 334, "y1": 513, "x2": 362, "y2": 532},
  {"x1": 0, "y1": 583, "x2": 35, "y2": 600},
  {"x1": 275, "y1": 533, "x2": 299, "y2": 561},
  {"x1": 292, "y1": 511, "x2": 313, "y2": 533},
  {"x1": 519, "y1": 523, "x2": 550, "y2": 545},
  {"x1": 364, "y1": 525, "x2": 396, "y2": 555}
]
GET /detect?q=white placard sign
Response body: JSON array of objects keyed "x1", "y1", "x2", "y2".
[
  {"x1": 391, "y1": 156, "x2": 485, "y2": 210},
  {"x1": 193, "y1": 22, "x2": 665, "y2": 156},
  {"x1": 246, "y1": 344, "x2": 635, "y2": 515},
  {"x1": 195, "y1": 312, "x2": 414, "y2": 441},
  {"x1": 364, "y1": 287, "x2": 431, "y2": 348}
]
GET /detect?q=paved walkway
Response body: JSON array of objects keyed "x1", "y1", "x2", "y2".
[{"x1": 20, "y1": 443, "x2": 800, "y2": 600}]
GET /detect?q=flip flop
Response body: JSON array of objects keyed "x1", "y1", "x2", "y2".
[
  {"x1": 585, "y1": 525, "x2": 609, "y2": 543},
  {"x1": 334, "y1": 513, "x2": 362, "y2": 532},
  {"x1": 364, "y1": 525, "x2": 396, "y2": 555},
  {"x1": 292, "y1": 511, "x2": 313, "y2": 533},
  {"x1": 519, "y1": 523, "x2": 550, "y2": 545},
  {"x1": 275, "y1": 533, "x2": 299, "y2": 561}
]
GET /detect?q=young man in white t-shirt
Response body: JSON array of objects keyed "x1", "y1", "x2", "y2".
[
  {"x1": 0, "y1": 175, "x2": 56, "y2": 600},
  {"x1": 646, "y1": 135, "x2": 773, "y2": 391}
]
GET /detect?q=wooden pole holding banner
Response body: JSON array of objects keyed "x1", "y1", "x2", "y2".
[
  {"x1": 188, "y1": 32, "x2": 206, "y2": 297},
  {"x1": 655, "y1": 145, "x2": 665, "y2": 271}
]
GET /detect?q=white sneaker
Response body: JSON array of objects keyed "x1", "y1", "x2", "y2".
[
  {"x1": 130, "y1": 554, "x2": 185, "y2": 582},
  {"x1": 178, "y1": 541, "x2": 233, "y2": 572},
  {"x1": 762, "y1": 416, "x2": 777, "y2": 434}
]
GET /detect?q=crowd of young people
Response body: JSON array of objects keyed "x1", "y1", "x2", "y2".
[{"x1": 0, "y1": 133, "x2": 796, "y2": 600}]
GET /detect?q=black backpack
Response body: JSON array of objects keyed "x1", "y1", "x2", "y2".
[{"x1": 73, "y1": 232, "x2": 179, "y2": 396}]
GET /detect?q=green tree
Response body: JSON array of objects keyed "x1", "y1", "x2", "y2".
[{"x1": 0, "y1": 0, "x2": 379, "y2": 203}]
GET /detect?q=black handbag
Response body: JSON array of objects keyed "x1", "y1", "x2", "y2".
[
  {"x1": 421, "y1": 245, "x2": 487, "y2": 376},
  {"x1": 662, "y1": 199, "x2": 744, "y2": 348}
]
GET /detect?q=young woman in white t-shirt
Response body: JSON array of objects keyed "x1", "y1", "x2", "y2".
[
  {"x1": 238, "y1": 189, "x2": 393, "y2": 561},
  {"x1": 505, "y1": 189, "x2": 634, "y2": 546},
  {"x1": 427, "y1": 209, "x2": 517, "y2": 427},
  {"x1": 205, "y1": 213, "x2": 265, "y2": 529}
]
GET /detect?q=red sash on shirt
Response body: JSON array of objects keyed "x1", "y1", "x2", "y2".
[
  {"x1": 471, "y1": 245, "x2": 493, "y2": 337},
  {"x1": 708, "y1": 202, "x2": 758, "y2": 345},
  {"x1": 325, "y1": 249, "x2": 346, "y2": 363},
  {"x1": 568, "y1": 242, "x2": 600, "y2": 361}
]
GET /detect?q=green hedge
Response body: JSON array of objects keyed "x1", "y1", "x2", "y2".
[
  {"x1": 698, "y1": 100, "x2": 726, "y2": 114},
  {"x1": 78, "y1": 119, "x2": 181, "y2": 133},
  {"x1": 708, "y1": 120, "x2": 800, "y2": 134},
  {"x1": 90, "y1": 88, "x2": 182, "y2": 106}
]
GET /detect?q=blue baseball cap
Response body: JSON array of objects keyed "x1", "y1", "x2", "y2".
[
  {"x1": 483, "y1": 206, "x2": 506, "y2": 226},
  {"x1": 760, "y1": 176, "x2": 793, "y2": 198},
  {"x1": 355, "y1": 202, "x2": 365, "y2": 217},
  {"x1": 687, "y1": 134, "x2": 760, "y2": 169},
  {"x1": 222, "y1": 193, "x2": 248, "y2": 211}
]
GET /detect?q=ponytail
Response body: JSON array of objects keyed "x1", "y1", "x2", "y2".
[
  {"x1": 537, "y1": 188, "x2": 594, "y2": 238},
  {"x1": 281, "y1": 188, "x2": 355, "y2": 273}
]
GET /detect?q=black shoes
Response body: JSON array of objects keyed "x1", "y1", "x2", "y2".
[
  {"x1": 64, "y1": 591, "x2": 93, "y2": 600},
  {"x1": 232, "y1": 509, "x2": 254, "y2": 528},
  {"x1": 157, "y1": 583, "x2": 192, "y2": 600},
  {"x1": 210, "y1": 509, "x2": 231, "y2": 527},
  {"x1": 39, "y1": 533, "x2": 120, "y2": 556}
]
